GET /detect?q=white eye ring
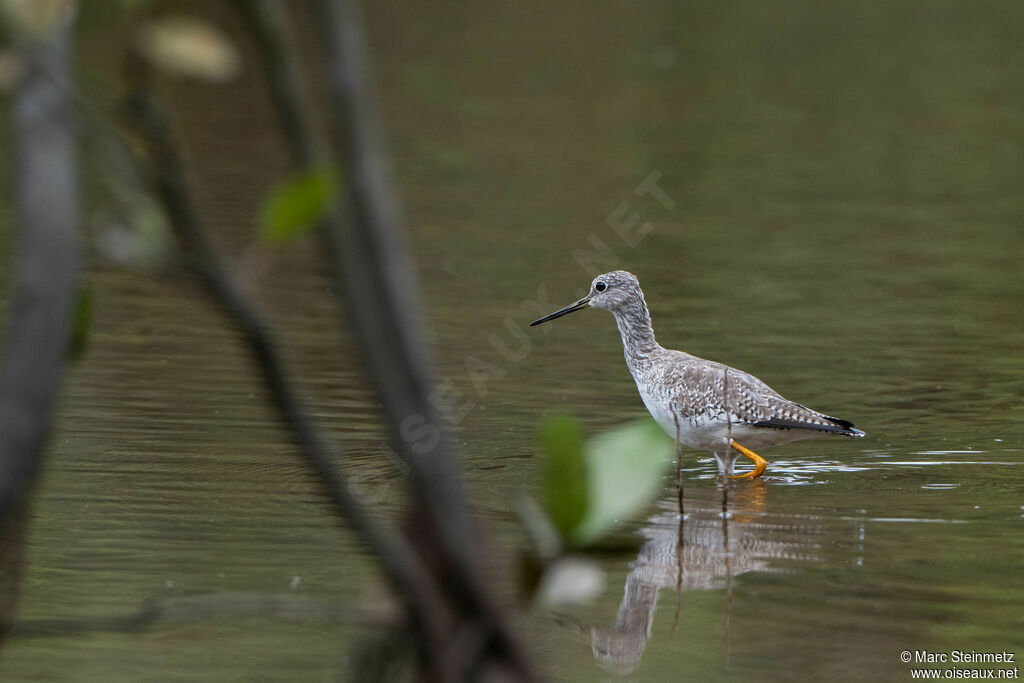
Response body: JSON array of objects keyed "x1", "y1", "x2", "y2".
[{"x1": 595, "y1": 281, "x2": 607, "y2": 293}]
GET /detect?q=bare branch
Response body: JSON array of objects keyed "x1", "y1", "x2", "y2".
[
  {"x1": 238, "y1": 3, "x2": 534, "y2": 676},
  {"x1": 0, "y1": 22, "x2": 78, "y2": 637},
  {"x1": 0, "y1": 20, "x2": 78, "y2": 523},
  {"x1": 122, "y1": 49, "x2": 451, "y2": 674},
  {"x1": 318, "y1": 1, "x2": 534, "y2": 677},
  {"x1": 316, "y1": 0, "x2": 474, "y2": 548}
]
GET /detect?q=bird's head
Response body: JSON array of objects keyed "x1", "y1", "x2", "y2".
[{"x1": 530, "y1": 270, "x2": 642, "y2": 326}]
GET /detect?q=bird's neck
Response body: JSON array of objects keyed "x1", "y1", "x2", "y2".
[{"x1": 613, "y1": 295, "x2": 660, "y2": 369}]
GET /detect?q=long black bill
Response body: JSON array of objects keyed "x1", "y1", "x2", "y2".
[{"x1": 530, "y1": 297, "x2": 590, "y2": 326}]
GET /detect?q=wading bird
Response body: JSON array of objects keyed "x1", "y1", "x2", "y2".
[{"x1": 530, "y1": 271, "x2": 864, "y2": 479}]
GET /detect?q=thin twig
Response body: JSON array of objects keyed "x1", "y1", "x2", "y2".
[
  {"x1": 723, "y1": 366, "x2": 733, "y2": 477},
  {"x1": 672, "y1": 407, "x2": 684, "y2": 513},
  {"x1": 10, "y1": 592, "x2": 365, "y2": 638},
  {"x1": 670, "y1": 406, "x2": 685, "y2": 638}
]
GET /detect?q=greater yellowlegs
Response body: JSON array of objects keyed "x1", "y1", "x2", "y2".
[{"x1": 530, "y1": 270, "x2": 864, "y2": 479}]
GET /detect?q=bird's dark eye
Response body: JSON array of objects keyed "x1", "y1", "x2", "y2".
[{"x1": 595, "y1": 281, "x2": 607, "y2": 292}]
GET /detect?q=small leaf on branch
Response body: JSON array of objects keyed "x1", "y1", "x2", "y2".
[{"x1": 259, "y1": 168, "x2": 339, "y2": 246}]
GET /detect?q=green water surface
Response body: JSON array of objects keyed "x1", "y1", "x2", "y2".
[{"x1": 0, "y1": 1, "x2": 1022, "y2": 680}]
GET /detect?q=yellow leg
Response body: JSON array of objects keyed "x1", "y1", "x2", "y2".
[{"x1": 728, "y1": 440, "x2": 767, "y2": 479}]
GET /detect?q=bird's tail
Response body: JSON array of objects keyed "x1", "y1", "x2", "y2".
[{"x1": 828, "y1": 416, "x2": 865, "y2": 438}]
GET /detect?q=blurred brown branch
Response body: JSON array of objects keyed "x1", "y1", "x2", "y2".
[
  {"x1": 122, "y1": 41, "x2": 452, "y2": 674},
  {"x1": 0, "y1": 23, "x2": 79, "y2": 638},
  {"x1": 238, "y1": 1, "x2": 534, "y2": 678}
]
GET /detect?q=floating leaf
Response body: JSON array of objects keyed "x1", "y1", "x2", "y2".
[
  {"x1": 136, "y1": 16, "x2": 240, "y2": 82},
  {"x1": 540, "y1": 415, "x2": 587, "y2": 541},
  {"x1": 259, "y1": 168, "x2": 338, "y2": 246},
  {"x1": 571, "y1": 418, "x2": 674, "y2": 546}
]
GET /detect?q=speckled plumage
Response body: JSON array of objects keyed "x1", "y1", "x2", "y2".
[{"x1": 532, "y1": 270, "x2": 864, "y2": 477}]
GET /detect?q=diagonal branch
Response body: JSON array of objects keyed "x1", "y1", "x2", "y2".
[
  {"x1": 242, "y1": 1, "x2": 534, "y2": 677},
  {"x1": 316, "y1": 1, "x2": 533, "y2": 676},
  {"x1": 121, "y1": 50, "x2": 452, "y2": 676},
  {"x1": 316, "y1": 0, "x2": 474, "y2": 554}
]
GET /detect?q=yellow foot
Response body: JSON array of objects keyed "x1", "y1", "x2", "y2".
[{"x1": 728, "y1": 440, "x2": 767, "y2": 479}]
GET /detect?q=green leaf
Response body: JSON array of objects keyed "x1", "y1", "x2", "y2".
[
  {"x1": 539, "y1": 415, "x2": 587, "y2": 542},
  {"x1": 570, "y1": 419, "x2": 674, "y2": 546},
  {"x1": 259, "y1": 168, "x2": 338, "y2": 246}
]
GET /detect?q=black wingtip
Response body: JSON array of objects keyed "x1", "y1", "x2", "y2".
[
  {"x1": 827, "y1": 416, "x2": 866, "y2": 437},
  {"x1": 754, "y1": 416, "x2": 865, "y2": 437}
]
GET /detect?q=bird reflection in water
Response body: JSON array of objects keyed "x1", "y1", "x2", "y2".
[{"x1": 591, "y1": 483, "x2": 821, "y2": 674}]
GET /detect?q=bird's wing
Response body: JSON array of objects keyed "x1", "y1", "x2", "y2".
[
  {"x1": 666, "y1": 358, "x2": 861, "y2": 435},
  {"x1": 666, "y1": 362, "x2": 731, "y2": 423}
]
